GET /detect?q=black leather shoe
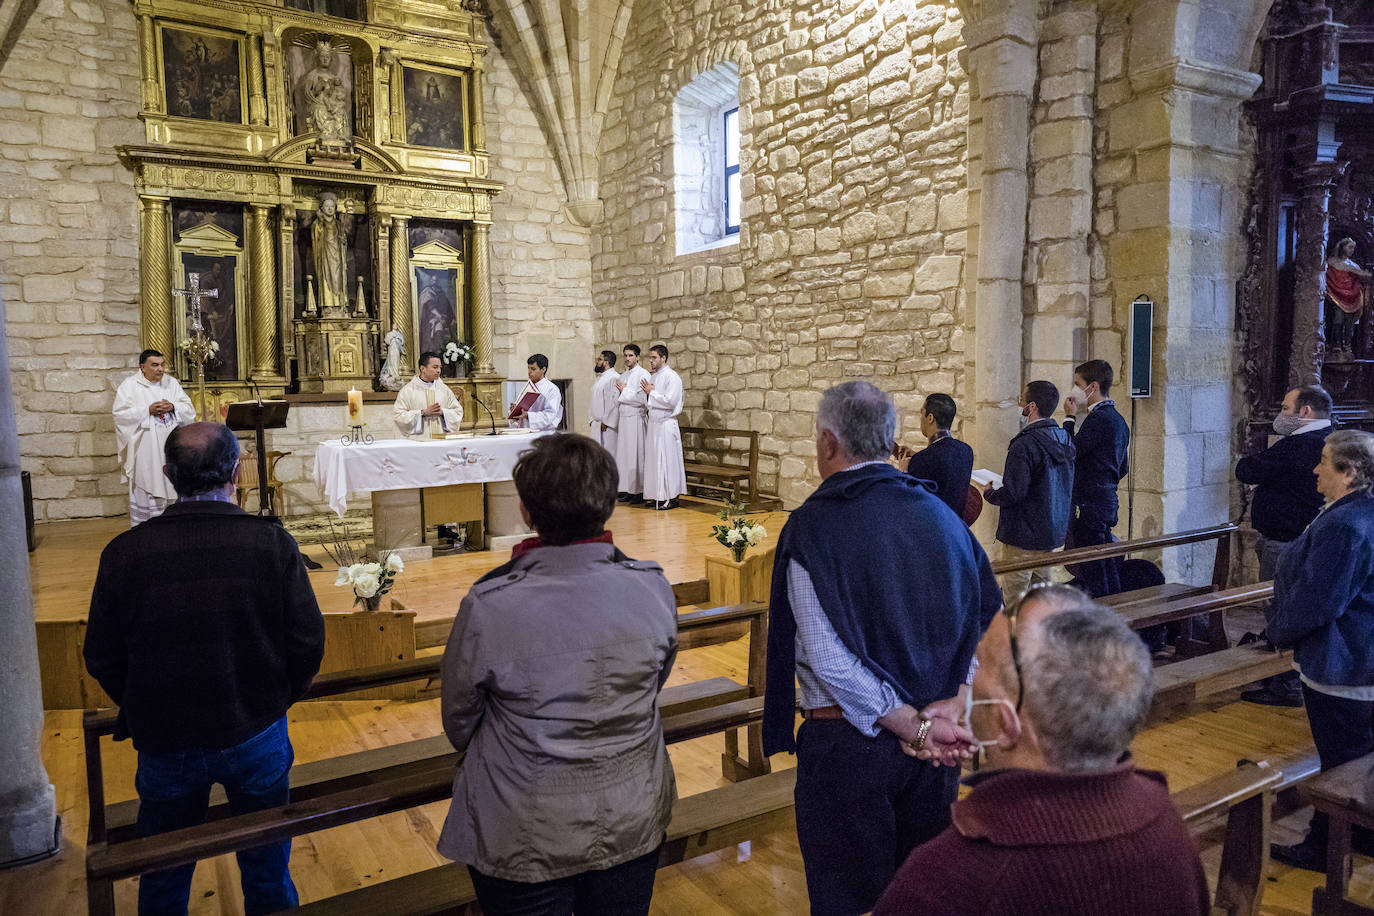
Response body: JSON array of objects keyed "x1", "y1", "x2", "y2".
[
  {"x1": 1240, "y1": 685, "x2": 1304, "y2": 708},
  {"x1": 300, "y1": 553, "x2": 323, "y2": 570},
  {"x1": 616, "y1": 492, "x2": 633, "y2": 503},
  {"x1": 627, "y1": 493, "x2": 645, "y2": 506},
  {"x1": 1271, "y1": 840, "x2": 1325, "y2": 871},
  {"x1": 654, "y1": 498, "x2": 680, "y2": 510}
]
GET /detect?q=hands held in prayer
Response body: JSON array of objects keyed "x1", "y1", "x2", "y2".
[
  {"x1": 421, "y1": 402, "x2": 444, "y2": 418},
  {"x1": 615, "y1": 379, "x2": 626, "y2": 393},
  {"x1": 148, "y1": 399, "x2": 175, "y2": 417},
  {"x1": 639, "y1": 378, "x2": 653, "y2": 395},
  {"x1": 891, "y1": 443, "x2": 913, "y2": 473}
]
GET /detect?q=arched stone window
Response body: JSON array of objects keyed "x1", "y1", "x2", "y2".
[{"x1": 673, "y1": 61, "x2": 740, "y2": 255}]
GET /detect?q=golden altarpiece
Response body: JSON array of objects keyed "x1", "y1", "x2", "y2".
[{"x1": 120, "y1": 0, "x2": 503, "y2": 419}]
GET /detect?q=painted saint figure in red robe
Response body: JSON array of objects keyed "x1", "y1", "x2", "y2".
[{"x1": 1326, "y1": 237, "x2": 1372, "y2": 360}]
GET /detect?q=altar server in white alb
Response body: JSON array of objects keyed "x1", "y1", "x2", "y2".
[
  {"x1": 509, "y1": 353, "x2": 563, "y2": 430},
  {"x1": 588, "y1": 349, "x2": 620, "y2": 460},
  {"x1": 641, "y1": 344, "x2": 687, "y2": 510},
  {"x1": 113, "y1": 349, "x2": 196, "y2": 526},
  {"x1": 615, "y1": 343, "x2": 650, "y2": 503},
  {"x1": 394, "y1": 350, "x2": 463, "y2": 438}
]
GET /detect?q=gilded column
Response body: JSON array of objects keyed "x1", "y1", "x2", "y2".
[
  {"x1": 470, "y1": 64, "x2": 486, "y2": 153},
  {"x1": 139, "y1": 196, "x2": 173, "y2": 357},
  {"x1": 247, "y1": 36, "x2": 267, "y2": 126},
  {"x1": 249, "y1": 204, "x2": 278, "y2": 377},
  {"x1": 389, "y1": 216, "x2": 413, "y2": 357},
  {"x1": 278, "y1": 212, "x2": 295, "y2": 358},
  {"x1": 138, "y1": 15, "x2": 161, "y2": 113},
  {"x1": 470, "y1": 221, "x2": 494, "y2": 374}
]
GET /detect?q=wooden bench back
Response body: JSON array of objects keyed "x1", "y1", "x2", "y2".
[{"x1": 989, "y1": 522, "x2": 1237, "y2": 590}]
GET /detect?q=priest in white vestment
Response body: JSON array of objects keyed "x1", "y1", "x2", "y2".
[
  {"x1": 641, "y1": 344, "x2": 687, "y2": 510},
  {"x1": 614, "y1": 344, "x2": 650, "y2": 502},
  {"x1": 394, "y1": 351, "x2": 464, "y2": 438},
  {"x1": 113, "y1": 349, "x2": 196, "y2": 525},
  {"x1": 588, "y1": 349, "x2": 620, "y2": 461},
  {"x1": 509, "y1": 353, "x2": 563, "y2": 431}
]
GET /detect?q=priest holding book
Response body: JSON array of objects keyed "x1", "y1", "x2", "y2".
[{"x1": 509, "y1": 353, "x2": 563, "y2": 431}]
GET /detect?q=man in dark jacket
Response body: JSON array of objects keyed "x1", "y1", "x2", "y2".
[
  {"x1": 764, "y1": 381, "x2": 1003, "y2": 916},
  {"x1": 1235, "y1": 384, "x2": 1333, "y2": 707},
  {"x1": 983, "y1": 380, "x2": 1076, "y2": 598},
  {"x1": 898, "y1": 393, "x2": 976, "y2": 522},
  {"x1": 84, "y1": 422, "x2": 325, "y2": 915},
  {"x1": 1061, "y1": 359, "x2": 1131, "y2": 597}
]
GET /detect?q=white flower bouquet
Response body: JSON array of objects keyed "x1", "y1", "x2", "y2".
[
  {"x1": 710, "y1": 501, "x2": 767, "y2": 563},
  {"x1": 333, "y1": 552, "x2": 404, "y2": 611},
  {"x1": 443, "y1": 340, "x2": 476, "y2": 367}
]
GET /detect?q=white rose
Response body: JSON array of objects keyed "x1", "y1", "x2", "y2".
[
  {"x1": 345, "y1": 563, "x2": 365, "y2": 583},
  {"x1": 333, "y1": 567, "x2": 351, "y2": 587},
  {"x1": 725, "y1": 528, "x2": 743, "y2": 545},
  {"x1": 744, "y1": 526, "x2": 762, "y2": 546},
  {"x1": 353, "y1": 571, "x2": 381, "y2": 598},
  {"x1": 751, "y1": 524, "x2": 767, "y2": 542},
  {"x1": 361, "y1": 562, "x2": 382, "y2": 576},
  {"x1": 385, "y1": 554, "x2": 404, "y2": 574}
]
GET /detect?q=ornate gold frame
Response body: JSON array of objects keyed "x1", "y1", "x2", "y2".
[{"x1": 173, "y1": 221, "x2": 250, "y2": 381}]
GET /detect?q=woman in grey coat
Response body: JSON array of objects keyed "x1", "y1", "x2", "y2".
[{"x1": 438, "y1": 433, "x2": 679, "y2": 915}]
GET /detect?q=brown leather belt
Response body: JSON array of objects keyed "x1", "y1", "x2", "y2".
[{"x1": 802, "y1": 705, "x2": 844, "y2": 720}]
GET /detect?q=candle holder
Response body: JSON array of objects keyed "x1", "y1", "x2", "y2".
[{"x1": 341, "y1": 424, "x2": 374, "y2": 446}]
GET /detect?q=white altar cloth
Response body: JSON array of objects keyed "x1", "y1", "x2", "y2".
[{"x1": 314, "y1": 430, "x2": 549, "y2": 516}]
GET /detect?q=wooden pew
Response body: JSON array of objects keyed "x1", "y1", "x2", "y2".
[
  {"x1": 85, "y1": 697, "x2": 771, "y2": 916},
  {"x1": 991, "y1": 522, "x2": 1238, "y2": 653},
  {"x1": 1299, "y1": 749, "x2": 1374, "y2": 916},
  {"x1": 83, "y1": 602, "x2": 770, "y2": 845},
  {"x1": 678, "y1": 425, "x2": 782, "y2": 510}
]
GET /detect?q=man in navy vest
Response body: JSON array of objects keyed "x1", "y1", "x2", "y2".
[
  {"x1": 1061, "y1": 360, "x2": 1131, "y2": 597},
  {"x1": 763, "y1": 381, "x2": 1003, "y2": 916},
  {"x1": 896, "y1": 393, "x2": 975, "y2": 523}
]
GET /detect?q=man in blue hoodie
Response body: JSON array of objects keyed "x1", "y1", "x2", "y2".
[
  {"x1": 983, "y1": 380, "x2": 1076, "y2": 598},
  {"x1": 763, "y1": 381, "x2": 1003, "y2": 916}
]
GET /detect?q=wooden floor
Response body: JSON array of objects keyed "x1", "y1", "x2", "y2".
[{"x1": 11, "y1": 509, "x2": 1374, "y2": 914}]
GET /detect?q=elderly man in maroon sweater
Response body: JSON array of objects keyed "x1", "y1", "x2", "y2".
[{"x1": 873, "y1": 586, "x2": 1208, "y2": 916}]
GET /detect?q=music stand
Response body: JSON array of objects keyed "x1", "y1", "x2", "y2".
[{"x1": 226, "y1": 400, "x2": 290, "y2": 516}]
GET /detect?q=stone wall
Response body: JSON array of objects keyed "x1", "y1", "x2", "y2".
[
  {"x1": 1, "y1": 5, "x2": 592, "y2": 520},
  {"x1": 593, "y1": 0, "x2": 971, "y2": 507}
]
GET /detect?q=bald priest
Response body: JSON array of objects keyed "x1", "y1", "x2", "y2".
[{"x1": 113, "y1": 349, "x2": 196, "y2": 526}]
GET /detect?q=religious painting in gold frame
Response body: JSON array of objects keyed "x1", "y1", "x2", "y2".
[
  {"x1": 173, "y1": 222, "x2": 249, "y2": 383},
  {"x1": 401, "y1": 63, "x2": 467, "y2": 151},
  {"x1": 156, "y1": 23, "x2": 248, "y2": 125},
  {"x1": 409, "y1": 239, "x2": 465, "y2": 377}
]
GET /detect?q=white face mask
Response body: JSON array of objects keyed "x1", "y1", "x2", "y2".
[
  {"x1": 1069, "y1": 384, "x2": 1089, "y2": 410},
  {"x1": 1018, "y1": 409, "x2": 1030, "y2": 430},
  {"x1": 963, "y1": 694, "x2": 1022, "y2": 752}
]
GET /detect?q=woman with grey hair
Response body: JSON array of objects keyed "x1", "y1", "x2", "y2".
[{"x1": 1268, "y1": 428, "x2": 1374, "y2": 870}]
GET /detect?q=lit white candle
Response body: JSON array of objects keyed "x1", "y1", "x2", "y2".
[{"x1": 347, "y1": 387, "x2": 362, "y2": 425}]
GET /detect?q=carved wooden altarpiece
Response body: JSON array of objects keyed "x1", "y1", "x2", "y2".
[
  {"x1": 1241, "y1": 0, "x2": 1374, "y2": 439},
  {"x1": 119, "y1": 0, "x2": 502, "y2": 412}
]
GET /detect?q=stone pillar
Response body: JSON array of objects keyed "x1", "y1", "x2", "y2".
[
  {"x1": 469, "y1": 221, "x2": 495, "y2": 375},
  {"x1": 0, "y1": 286, "x2": 60, "y2": 867},
  {"x1": 389, "y1": 216, "x2": 413, "y2": 357},
  {"x1": 139, "y1": 196, "x2": 173, "y2": 357},
  {"x1": 470, "y1": 64, "x2": 486, "y2": 153},
  {"x1": 966, "y1": 12, "x2": 1038, "y2": 500},
  {"x1": 249, "y1": 204, "x2": 278, "y2": 378},
  {"x1": 246, "y1": 36, "x2": 267, "y2": 126},
  {"x1": 1289, "y1": 161, "x2": 1347, "y2": 387}
]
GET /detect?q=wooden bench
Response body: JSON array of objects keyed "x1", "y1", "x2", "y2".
[
  {"x1": 1300, "y1": 749, "x2": 1374, "y2": 915},
  {"x1": 85, "y1": 696, "x2": 771, "y2": 915},
  {"x1": 83, "y1": 601, "x2": 771, "y2": 845},
  {"x1": 992, "y1": 522, "x2": 1238, "y2": 653},
  {"x1": 678, "y1": 425, "x2": 780, "y2": 510}
]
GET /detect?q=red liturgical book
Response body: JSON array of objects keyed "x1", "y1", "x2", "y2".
[{"x1": 507, "y1": 382, "x2": 540, "y2": 420}]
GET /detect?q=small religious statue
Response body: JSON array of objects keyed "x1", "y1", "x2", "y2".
[
  {"x1": 1326, "y1": 237, "x2": 1372, "y2": 360},
  {"x1": 379, "y1": 328, "x2": 406, "y2": 391},
  {"x1": 305, "y1": 192, "x2": 352, "y2": 316},
  {"x1": 303, "y1": 40, "x2": 351, "y2": 152}
]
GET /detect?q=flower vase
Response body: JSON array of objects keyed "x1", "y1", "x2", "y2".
[
  {"x1": 357, "y1": 593, "x2": 382, "y2": 612},
  {"x1": 731, "y1": 544, "x2": 748, "y2": 563}
]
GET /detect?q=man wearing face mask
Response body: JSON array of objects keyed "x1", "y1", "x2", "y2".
[
  {"x1": 982, "y1": 381, "x2": 1076, "y2": 598},
  {"x1": 1061, "y1": 360, "x2": 1131, "y2": 597},
  {"x1": 872, "y1": 586, "x2": 1208, "y2": 916},
  {"x1": 1234, "y1": 385, "x2": 1333, "y2": 707}
]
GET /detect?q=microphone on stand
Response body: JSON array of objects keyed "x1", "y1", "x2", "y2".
[
  {"x1": 469, "y1": 390, "x2": 500, "y2": 436},
  {"x1": 247, "y1": 376, "x2": 264, "y2": 407}
]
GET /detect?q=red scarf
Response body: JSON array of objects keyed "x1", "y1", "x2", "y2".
[{"x1": 510, "y1": 530, "x2": 614, "y2": 559}]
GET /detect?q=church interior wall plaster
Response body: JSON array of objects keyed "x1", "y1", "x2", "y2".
[{"x1": 1, "y1": 3, "x2": 592, "y2": 520}]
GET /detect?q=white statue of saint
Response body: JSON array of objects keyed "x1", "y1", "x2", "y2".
[
  {"x1": 303, "y1": 41, "x2": 350, "y2": 149},
  {"x1": 380, "y1": 329, "x2": 406, "y2": 391}
]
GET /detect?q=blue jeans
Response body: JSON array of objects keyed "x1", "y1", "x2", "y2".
[{"x1": 135, "y1": 717, "x2": 296, "y2": 916}]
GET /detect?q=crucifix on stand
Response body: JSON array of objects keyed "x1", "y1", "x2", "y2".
[{"x1": 171, "y1": 272, "x2": 219, "y2": 421}]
